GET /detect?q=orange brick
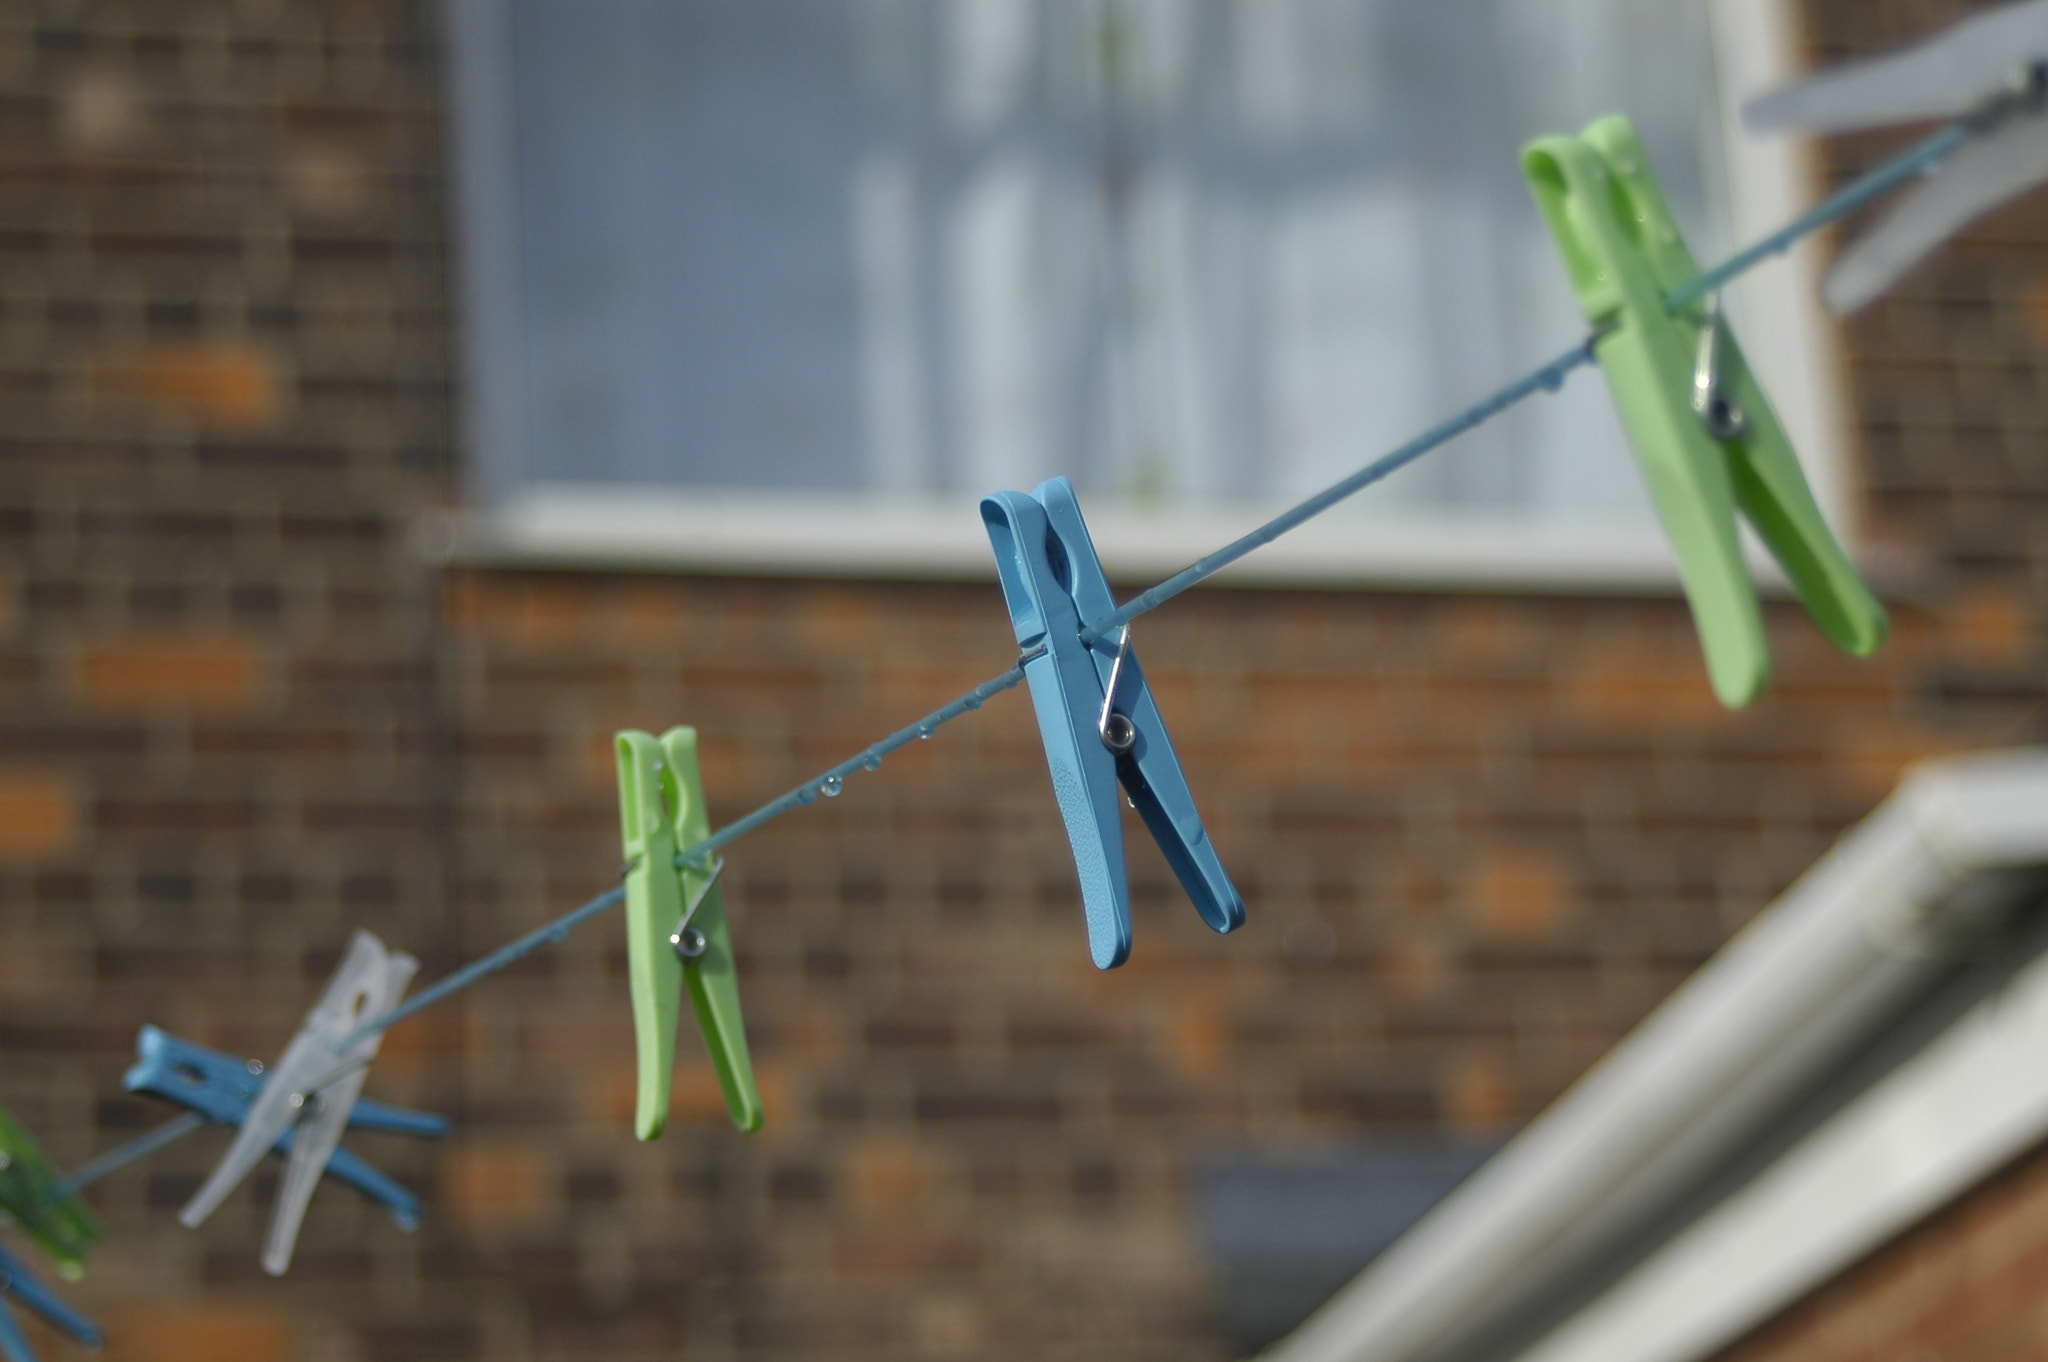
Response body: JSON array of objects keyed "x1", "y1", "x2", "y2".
[
  {"x1": 798, "y1": 585, "x2": 880, "y2": 652},
  {"x1": 1465, "y1": 851, "x2": 1574, "y2": 942},
  {"x1": 847, "y1": 1138, "x2": 942, "y2": 1210},
  {"x1": 0, "y1": 771, "x2": 79, "y2": 861},
  {"x1": 2025, "y1": 272, "x2": 2048, "y2": 345},
  {"x1": 442, "y1": 1142, "x2": 554, "y2": 1232},
  {"x1": 510, "y1": 580, "x2": 596, "y2": 651},
  {"x1": 1434, "y1": 599, "x2": 1536, "y2": 665},
  {"x1": 282, "y1": 140, "x2": 371, "y2": 217},
  {"x1": 1441, "y1": 1051, "x2": 1513, "y2": 1133},
  {"x1": 92, "y1": 343, "x2": 281, "y2": 431},
  {"x1": 1162, "y1": 994, "x2": 1230, "y2": 1078},
  {"x1": 1567, "y1": 647, "x2": 1730, "y2": 727},
  {"x1": 75, "y1": 636, "x2": 266, "y2": 713},
  {"x1": 1385, "y1": 938, "x2": 1453, "y2": 1005},
  {"x1": 441, "y1": 573, "x2": 486, "y2": 633},
  {"x1": 1941, "y1": 582, "x2": 2039, "y2": 669},
  {"x1": 667, "y1": 1064, "x2": 741, "y2": 1126},
  {"x1": 104, "y1": 1305, "x2": 295, "y2": 1362}
]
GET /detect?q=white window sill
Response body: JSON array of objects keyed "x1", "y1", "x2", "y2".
[{"x1": 423, "y1": 486, "x2": 1905, "y2": 598}]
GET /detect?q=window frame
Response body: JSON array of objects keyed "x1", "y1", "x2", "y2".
[{"x1": 434, "y1": 0, "x2": 1857, "y2": 593}]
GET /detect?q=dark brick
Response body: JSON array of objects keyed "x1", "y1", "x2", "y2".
[
  {"x1": 770, "y1": 1163, "x2": 829, "y2": 1202},
  {"x1": 913, "y1": 1088, "x2": 1063, "y2": 1124}
]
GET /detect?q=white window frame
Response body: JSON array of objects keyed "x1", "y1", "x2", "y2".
[{"x1": 433, "y1": 0, "x2": 1857, "y2": 594}]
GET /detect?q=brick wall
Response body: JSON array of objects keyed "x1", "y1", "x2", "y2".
[
  {"x1": 0, "y1": 2, "x2": 457, "y2": 1359},
  {"x1": 0, "y1": 2, "x2": 2041, "y2": 1362}
]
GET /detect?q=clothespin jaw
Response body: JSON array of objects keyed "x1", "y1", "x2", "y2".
[
  {"x1": 124, "y1": 1026, "x2": 445, "y2": 1230},
  {"x1": 0, "y1": 1105, "x2": 97, "y2": 1280},
  {"x1": 0, "y1": 1241, "x2": 101, "y2": 1362},
  {"x1": 615, "y1": 727, "x2": 762, "y2": 1138},
  {"x1": 1522, "y1": 115, "x2": 1888, "y2": 707},
  {"x1": 982, "y1": 476, "x2": 1245, "y2": 969}
]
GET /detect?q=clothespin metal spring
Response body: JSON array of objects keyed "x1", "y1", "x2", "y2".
[
  {"x1": 1096, "y1": 627, "x2": 1137, "y2": 754},
  {"x1": 1690, "y1": 294, "x2": 1747, "y2": 441},
  {"x1": 669, "y1": 856, "x2": 726, "y2": 962}
]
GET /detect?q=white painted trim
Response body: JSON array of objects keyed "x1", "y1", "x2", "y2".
[
  {"x1": 1262, "y1": 749, "x2": 2048, "y2": 1362},
  {"x1": 426, "y1": 486, "x2": 1787, "y2": 595},
  {"x1": 1519, "y1": 903, "x2": 2048, "y2": 1362}
]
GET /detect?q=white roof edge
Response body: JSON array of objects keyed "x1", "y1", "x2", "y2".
[
  {"x1": 1518, "y1": 839, "x2": 2048, "y2": 1362},
  {"x1": 1263, "y1": 748, "x2": 2048, "y2": 1362}
]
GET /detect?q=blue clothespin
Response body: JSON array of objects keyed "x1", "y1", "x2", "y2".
[
  {"x1": 124, "y1": 1024, "x2": 446, "y2": 1234},
  {"x1": 0, "y1": 1240, "x2": 100, "y2": 1362},
  {"x1": 981, "y1": 475, "x2": 1245, "y2": 969}
]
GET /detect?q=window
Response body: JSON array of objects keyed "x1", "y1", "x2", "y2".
[
  {"x1": 443, "y1": 0, "x2": 1846, "y2": 586},
  {"x1": 1192, "y1": 1136, "x2": 1496, "y2": 1355}
]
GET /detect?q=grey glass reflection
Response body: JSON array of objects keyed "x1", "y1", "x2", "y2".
[{"x1": 503, "y1": 0, "x2": 1725, "y2": 513}]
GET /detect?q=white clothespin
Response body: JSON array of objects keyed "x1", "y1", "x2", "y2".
[
  {"x1": 1746, "y1": 0, "x2": 2048, "y2": 313},
  {"x1": 178, "y1": 930, "x2": 418, "y2": 1275}
]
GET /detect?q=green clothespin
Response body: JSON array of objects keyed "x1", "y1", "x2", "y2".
[
  {"x1": 615, "y1": 727, "x2": 762, "y2": 1138},
  {"x1": 1522, "y1": 115, "x2": 1888, "y2": 707},
  {"x1": 0, "y1": 1103, "x2": 99, "y2": 1279}
]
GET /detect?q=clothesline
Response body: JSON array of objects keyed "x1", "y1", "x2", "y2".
[
  {"x1": 332, "y1": 118, "x2": 1963, "y2": 1056},
  {"x1": 58, "y1": 119, "x2": 1966, "y2": 1197}
]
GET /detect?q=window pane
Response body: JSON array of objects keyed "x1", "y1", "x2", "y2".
[{"x1": 495, "y1": 0, "x2": 1729, "y2": 519}]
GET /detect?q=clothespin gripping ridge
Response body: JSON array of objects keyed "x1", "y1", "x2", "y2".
[
  {"x1": 0, "y1": 1106, "x2": 98, "y2": 1280},
  {"x1": 177, "y1": 930, "x2": 419, "y2": 1275},
  {"x1": 982, "y1": 476, "x2": 1245, "y2": 968},
  {"x1": 615, "y1": 727, "x2": 762, "y2": 1139},
  {"x1": 123, "y1": 1026, "x2": 445, "y2": 1230},
  {"x1": 1745, "y1": 0, "x2": 2048, "y2": 313},
  {"x1": 1522, "y1": 115, "x2": 1888, "y2": 707}
]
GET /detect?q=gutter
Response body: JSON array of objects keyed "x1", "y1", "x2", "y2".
[{"x1": 1263, "y1": 748, "x2": 2048, "y2": 1362}]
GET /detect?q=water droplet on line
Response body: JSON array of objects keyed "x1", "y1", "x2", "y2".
[
  {"x1": 862, "y1": 754, "x2": 882, "y2": 771},
  {"x1": 798, "y1": 788, "x2": 817, "y2": 805},
  {"x1": 821, "y1": 775, "x2": 844, "y2": 797},
  {"x1": 964, "y1": 695, "x2": 982, "y2": 710},
  {"x1": 917, "y1": 724, "x2": 934, "y2": 740}
]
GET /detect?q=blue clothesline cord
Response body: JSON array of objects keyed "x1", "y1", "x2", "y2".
[
  {"x1": 59, "y1": 1112, "x2": 205, "y2": 1194},
  {"x1": 329, "y1": 119, "x2": 1967, "y2": 1054},
  {"x1": 344, "y1": 662, "x2": 1033, "y2": 1048},
  {"x1": 1668, "y1": 121, "x2": 1969, "y2": 312}
]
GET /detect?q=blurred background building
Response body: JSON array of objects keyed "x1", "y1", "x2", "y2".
[{"x1": 0, "y1": 1, "x2": 2043, "y2": 1360}]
